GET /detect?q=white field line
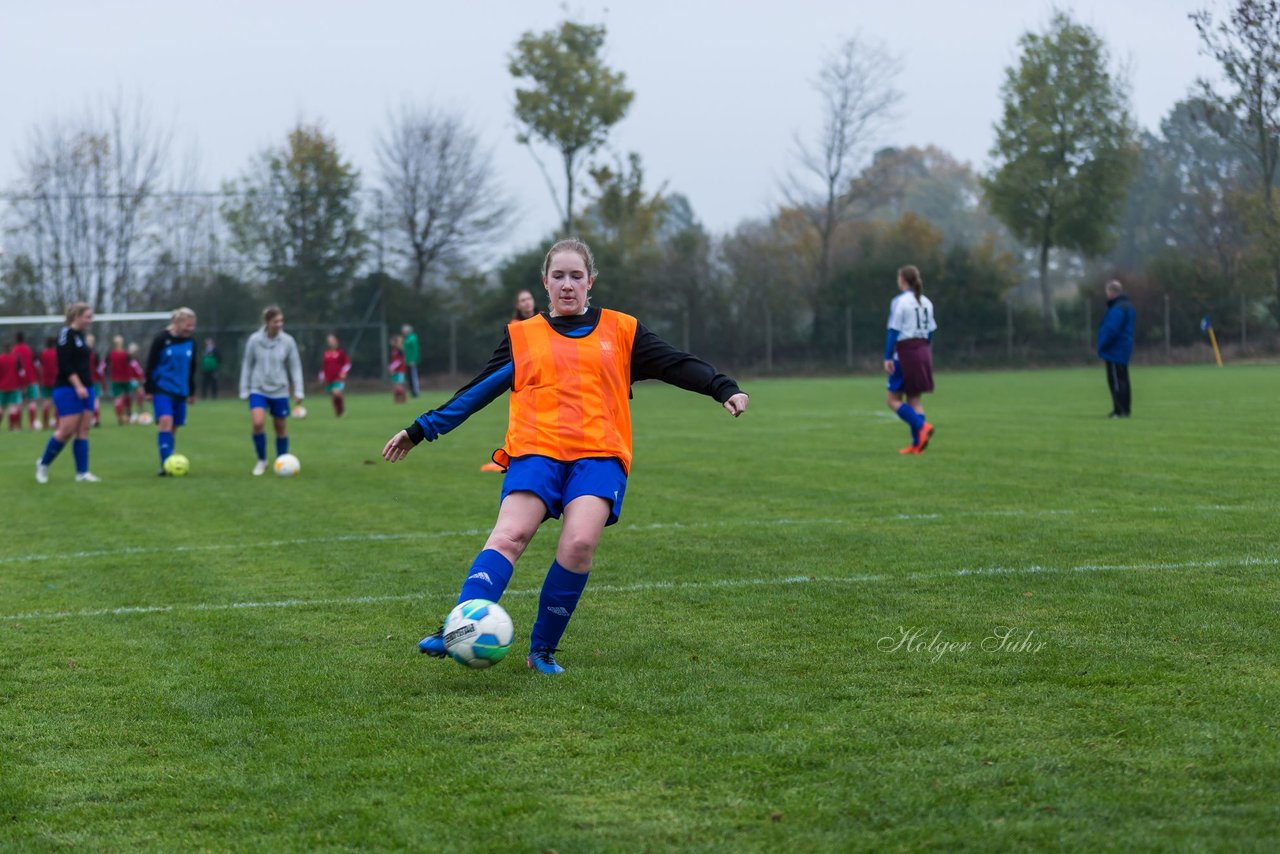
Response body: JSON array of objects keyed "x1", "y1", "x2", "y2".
[
  {"x1": 0, "y1": 504, "x2": 1248, "y2": 569},
  {"x1": 4, "y1": 556, "x2": 1276, "y2": 623}
]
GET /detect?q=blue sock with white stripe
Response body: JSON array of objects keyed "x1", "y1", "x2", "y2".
[
  {"x1": 158, "y1": 430, "x2": 174, "y2": 466},
  {"x1": 276, "y1": 436, "x2": 289, "y2": 457},
  {"x1": 252, "y1": 433, "x2": 267, "y2": 461},
  {"x1": 72, "y1": 439, "x2": 89, "y2": 474},
  {"x1": 456, "y1": 549, "x2": 514, "y2": 605},
  {"x1": 895, "y1": 405, "x2": 922, "y2": 445},
  {"x1": 40, "y1": 437, "x2": 65, "y2": 466},
  {"x1": 530, "y1": 561, "x2": 589, "y2": 652}
]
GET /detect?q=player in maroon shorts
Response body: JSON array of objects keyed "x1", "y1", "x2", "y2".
[
  {"x1": 37, "y1": 337, "x2": 58, "y2": 429},
  {"x1": 106, "y1": 336, "x2": 135, "y2": 425},
  {"x1": 320, "y1": 334, "x2": 352, "y2": 417}
]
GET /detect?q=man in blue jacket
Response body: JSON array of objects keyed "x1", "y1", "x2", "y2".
[{"x1": 1097, "y1": 280, "x2": 1135, "y2": 418}]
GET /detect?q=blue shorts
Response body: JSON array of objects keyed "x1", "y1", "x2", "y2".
[
  {"x1": 52, "y1": 385, "x2": 96, "y2": 417},
  {"x1": 152, "y1": 392, "x2": 188, "y2": 427},
  {"x1": 248, "y1": 393, "x2": 290, "y2": 419},
  {"x1": 501, "y1": 456, "x2": 628, "y2": 527},
  {"x1": 886, "y1": 358, "x2": 904, "y2": 393}
]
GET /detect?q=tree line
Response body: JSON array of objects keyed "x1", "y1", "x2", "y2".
[{"x1": 2, "y1": 3, "x2": 1277, "y2": 375}]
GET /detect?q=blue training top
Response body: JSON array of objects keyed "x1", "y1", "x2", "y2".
[{"x1": 145, "y1": 329, "x2": 197, "y2": 397}]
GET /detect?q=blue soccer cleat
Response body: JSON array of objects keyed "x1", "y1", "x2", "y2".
[
  {"x1": 418, "y1": 625, "x2": 447, "y2": 657},
  {"x1": 527, "y1": 649, "x2": 565, "y2": 675}
]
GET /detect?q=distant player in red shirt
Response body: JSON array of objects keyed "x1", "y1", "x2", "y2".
[
  {"x1": 320, "y1": 333, "x2": 352, "y2": 417},
  {"x1": 38, "y1": 337, "x2": 58, "y2": 429},
  {"x1": 388, "y1": 336, "x2": 407, "y2": 404},
  {"x1": 0, "y1": 341, "x2": 21, "y2": 431},
  {"x1": 12, "y1": 332, "x2": 40, "y2": 430},
  {"x1": 106, "y1": 335, "x2": 135, "y2": 425}
]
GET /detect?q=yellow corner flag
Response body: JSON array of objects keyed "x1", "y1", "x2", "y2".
[{"x1": 1201, "y1": 316, "x2": 1224, "y2": 368}]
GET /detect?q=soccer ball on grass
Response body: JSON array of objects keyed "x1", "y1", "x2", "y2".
[
  {"x1": 137, "y1": 412, "x2": 153, "y2": 425},
  {"x1": 274, "y1": 453, "x2": 301, "y2": 477},
  {"x1": 163, "y1": 453, "x2": 190, "y2": 477},
  {"x1": 444, "y1": 599, "x2": 514, "y2": 668},
  {"x1": 292, "y1": 405, "x2": 307, "y2": 419}
]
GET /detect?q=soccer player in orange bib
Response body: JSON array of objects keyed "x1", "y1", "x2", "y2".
[{"x1": 382, "y1": 239, "x2": 749, "y2": 674}]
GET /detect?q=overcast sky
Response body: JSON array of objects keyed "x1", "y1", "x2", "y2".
[{"x1": 1, "y1": 0, "x2": 1221, "y2": 256}]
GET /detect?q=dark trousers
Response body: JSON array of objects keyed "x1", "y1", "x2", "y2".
[
  {"x1": 1105, "y1": 361, "x2": 1130, "y2": 415},
  {"x1": 201, "y1": 371, "x2": 218, "y2": 400},
  {"x1": 408, "y1": 365, "x2": 420, "y2": 398}
]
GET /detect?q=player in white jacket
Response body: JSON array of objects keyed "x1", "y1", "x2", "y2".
[{"x1": 240, "y1": 305, "x2": 304, "y2": 475}]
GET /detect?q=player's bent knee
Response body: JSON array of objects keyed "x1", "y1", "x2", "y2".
[
  {"x1": 557, "y1": 534, "x2": 599, "y2": 569},
  {"x1": 489, "y1": 526, "x2": 535, "y2": 556}
]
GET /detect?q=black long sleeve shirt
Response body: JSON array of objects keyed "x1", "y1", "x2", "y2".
[{"x1": 405, "y1": 307, "x2": 742, "y2": 444}]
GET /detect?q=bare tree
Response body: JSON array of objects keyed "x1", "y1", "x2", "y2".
[
  {"x1": 144, "y1": 145, "x2": 223, "y2": 306},
  {"x1": 1192, "y1": 0, "x2": 1280, "y2": 319},
  {"x1": 7, "y1": 94, "x2": 169, "y2": 312},
  {"x1": 786, "y1": 35, "x2": 903, "y2": 296},
  {"x1": 376, "y1": 104, "x2": 509, "y2": 290}
]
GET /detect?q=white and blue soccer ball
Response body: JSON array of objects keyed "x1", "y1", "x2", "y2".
[{"x1": 444, "y1": 599, "x2": 514, "y2": 669}]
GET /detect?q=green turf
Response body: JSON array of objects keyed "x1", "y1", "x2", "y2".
[{"x1": 1, "y1": 367, "x2": 1277, "y2": 851}]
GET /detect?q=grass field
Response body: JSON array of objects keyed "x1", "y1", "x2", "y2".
[{"x1": 2, "y1": 365, "x2": 1278, "y2": 851}]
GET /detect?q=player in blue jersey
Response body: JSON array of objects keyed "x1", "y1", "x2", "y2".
[
  {"x1": 145, "y1": 308, "x2": 198, "y2": 475},
  {"x1": 36, "y1": 303, "x2": 101, "y2": 483},
  {"x1": 884, "y1": 265, "x2": 937, "y2": 455}
]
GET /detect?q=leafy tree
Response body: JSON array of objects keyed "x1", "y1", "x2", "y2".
[
  {"x1": 939, "y1": 237, "x2": 1022, "y2": 358},
  {"x1": 0, "y1": 253, "x2": 46, "y2": 316},
  {"x1": 645, "y1": 196, "x2": 726, "y2": 354},
  {"x1": 509, "y1": 20, "x2": 634, "y2": 235},
  {"x1": 720, "y1": 218, "x2": 813, "y2": 371},
  {"x1": 1111, "y1": 97, "x2": 1267, "y2": 339},
  {"x1": 1160, "y1": 100, "x2": 1260, "y2": 285},
  {"x1": 855, "y1": 146, "x2": 1017, "y2": 251},
  {"x1": 984, "y1": 10, "x2": 1137, "y2": 327},
  {"x1": 576, "y1": 153, "x2": 667, "y2": 314},
  {"x1": 824, "y1": 212, "x2": 946, "y2": 356},
  {"x1": 1108, "y1": 129, "x2": 1182, "y2": 270},
  {"x1": 222, "y1": 123, "x2": 365, "y2": 322},
  {"x1": 1192, "y1": 0, "x2": 1280, "y2": 318}
]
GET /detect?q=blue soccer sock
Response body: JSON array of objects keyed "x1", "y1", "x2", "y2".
[
  {"x1": 158, "y1": 430, "x2": 174, "y2": 465},
  {"x1": 895, "y1": 404, "x2": 923, "y2": 444},
  {"x1": 456, "y1": 549, "x2": 515, "y2": 605},
  {"x1": 529, "y1": 561, "x2": 589, "y2": 652},
  {"x1": 40, "y1": 436, "x2": 65, "y2": 466},
  {"x1": 252, "y1": 433, "x2": 267, "y2": 461},
  {"x1": 72, "y1": 439, "x2": 89, "y2": 474},
  {"x1": 276, "y1": 436, "x2": 289, "y2": 457}
]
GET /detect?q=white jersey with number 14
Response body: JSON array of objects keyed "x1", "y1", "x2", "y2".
[{"x1": 888, "y1": 292, "x2": 937, "y2": 341}]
